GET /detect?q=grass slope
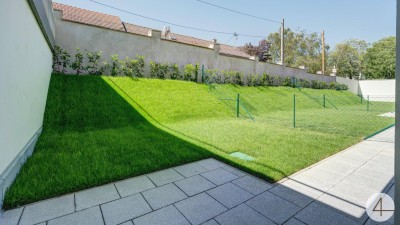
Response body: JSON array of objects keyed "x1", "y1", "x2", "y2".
[
  {"x1": 5, "y1": 75, "x2": 394, "y2": 208},
  {"x1": 3, "y1": 75, "x2": 211, "y2": 209}
]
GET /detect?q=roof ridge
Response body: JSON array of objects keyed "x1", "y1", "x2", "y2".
[{"x1": 53, "y1": 2, "x2": 121, "y2": 20}]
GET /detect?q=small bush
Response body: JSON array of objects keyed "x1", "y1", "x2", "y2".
[
  {"x1": 110, "y1": 54, "x2": 120, "y2": 76},
  {"x1": 124, "y1": 55, "x2": 145, "y2": 78},
  {"x1": 282, "y1": 77, "x2": 292, "y2": 87},
  {"x1": 248, "y1": 74, "x2": 259, "y2": 86},
  {"x1": 205, "y1": 69, "x2": 221, "y2": 84},
  {"x1": 184, "y1": 64, "x2": 199, "y2": 82},
  {"x1": 259, "y1": 73, "x2": 271, "y2": 86},
  {"x1": 52, "y1": 45, "x2": 70, "y2": 74},
  {"x1": 85, "y1": 50, "x2": 102, "y2": 75},
  {"x1": 71, "y1": 48, "x2": 85, "y2": 75},
  {"x1": 169, "y1": 64, "x2": 180, "y2": 80}
]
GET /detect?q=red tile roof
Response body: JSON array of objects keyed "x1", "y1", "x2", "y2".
[
  {"x1": 53, "y1": 2, "x2": 251, "y2": 58},
  {"x1": 53, "y1": 3, "x2": 124, "y2": 31}
]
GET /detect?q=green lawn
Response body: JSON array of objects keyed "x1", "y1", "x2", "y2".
[{"x1": 4, "y1": 75, "x2": 394, "y2": 209}]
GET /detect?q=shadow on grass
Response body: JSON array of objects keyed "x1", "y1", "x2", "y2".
[
  {"x1": 4, "y1": 74, "x2": 214, "y2": 209},
  {"x1": 104, "y1": 77, "x2": 288, "y2": 178}
]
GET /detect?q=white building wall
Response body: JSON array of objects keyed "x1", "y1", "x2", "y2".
[{"x1": 0, "y1": 0, "x2": 54, "y2": 207}]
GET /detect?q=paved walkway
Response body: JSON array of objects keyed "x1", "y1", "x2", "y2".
[{"x1": 0, "y1": 130, "x2": 394, "y2": 225}]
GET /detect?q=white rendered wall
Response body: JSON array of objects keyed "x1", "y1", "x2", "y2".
[
  {"x1": 359, "y1": 80, "x2": 396, "y2": 101},
  {"x1": 0, "y1": 0, "x2": 53, "y2": 176}
]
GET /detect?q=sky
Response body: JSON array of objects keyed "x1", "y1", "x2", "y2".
[{"x1": 54, "y1": 0, "x2": 396, "y2": 48}]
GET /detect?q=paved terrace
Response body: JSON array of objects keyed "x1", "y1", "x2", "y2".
[{"x1": 0, "y1": 129, "x2": 395, "y2": 225}]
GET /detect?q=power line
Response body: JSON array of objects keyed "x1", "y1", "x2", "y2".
[
  {"x1": 196, "y1": 0, "x2": 282, "y2": 24},
  {"x1": 88, "y1": 0, "x2": 266, "y2": 38}
]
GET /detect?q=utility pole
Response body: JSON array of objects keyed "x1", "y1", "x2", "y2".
[
  {"x1": 321, "y1": 30, "x2": 325, "y2": 75},
  {"x1": 280, "y1": 18, "x2": 285, "y2": 66}
]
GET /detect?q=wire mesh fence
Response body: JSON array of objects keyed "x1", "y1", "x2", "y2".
[
  {"x1": 202, "y1": 66, "x2": 395, "y2": 140},
  {"x1": 293, "y1": 94, "x2": 395, "y2": 139}
]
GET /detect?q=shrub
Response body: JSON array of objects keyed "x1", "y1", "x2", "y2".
[
  {"x1": 272, "y1": 76, "x2": 283, "y2": 86},
  {"x1": 124, "y1": 55, "x2": 145, "y2": 78},
  {"x1": 335, "y1": 83, "x2": 348, "y2": 90},
  {"x1": 259, "y1": 73, "x2": 272, "y2": 86},
  {"x1": 169, "y1": 64, "x2": 180, "y2": 80},
  {"x1": 282, "y1": 76, "x2": 292, "y2": 87},
  {"x1": 205, "y1": 69, "x2": 221, "y2": 84},
  {"x1": 248, "y1": 74, "x2": 259, "y2": 86},
  {"x1": 85, "y1": 50, "x2": 102, "y2": 75},
  {"x1": 52, "y1": 46, "x2": 70, "y2": 74},
  {"x1": 299, "y1": 79, "x2": 311, "y2": 88},
  {"x1": 109, "y1": 54, "x2": 120, "y2": 76},
  {"x1": 329, "y1": 82, "x2": 336, "y2": 90},
  {"x1": 71, "y1": 48, "x2": 85, "y2": 75},
  {"x1": 150, "y1": 61, "x2": 169, "y2": 79},
  {"x1": 184, "y1": 64, "x2": 199, "y2": 82},
  {"x1": 149, "y1": 61, "x2": 159, "y2": 78}
]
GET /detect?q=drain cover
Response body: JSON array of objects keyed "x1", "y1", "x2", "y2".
[{"x1": 230, "y1": 152, "x2": 255, "y2": 161}]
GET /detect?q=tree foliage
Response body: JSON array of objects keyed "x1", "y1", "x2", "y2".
[
  {"x1": 266, "y1": 28, "x2": 328, "y2": 74},
  {"x1": 328, "y1": 39, "x2": 368, "y2": 79},
  {"x1": 363, "y1": 37, "x2": 395, "y2": 79}
]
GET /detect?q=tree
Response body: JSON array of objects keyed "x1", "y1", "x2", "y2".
[
  {"x1": 266, "y1": 28, "x2": 328, "y2": 74},
  {"x1": 328, "y1": 39, "x2": 368, "y2": 79},
  {"x1": 363, "y1": 37, "x2": 396, "y2": 79},
  {"x1": 239, "y1": 40, "x2": 271, "y2": 61}
]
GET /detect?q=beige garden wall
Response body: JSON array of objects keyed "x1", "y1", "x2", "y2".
[{"x1": 54, "y1": 11, "x2": 335, "y2": 84}]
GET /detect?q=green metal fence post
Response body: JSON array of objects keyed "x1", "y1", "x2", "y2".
[
  {"x1": 236, "y1": 93, "x2": 240, "y2": 117},
  {"x1": 323, "y1": 94, "x2": 326, "y2": 108},
  {"x1": 360, "y1": 95, "x2": 363, "y2": 104},
  {"x1": 293, "y1": 94, "x2": 296, "y2": 127},
  {"x1": 367, "y1": 95, "x2": 370, "y2": 111}
]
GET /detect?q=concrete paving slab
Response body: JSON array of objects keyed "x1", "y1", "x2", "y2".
[
  {"x1": 47, "y1": 206, "x2": 103, "y2": 225},
  {"x1": 201, "y1": 168, "x2": 238, "y2": 185},
  {"x1": 269, "y1": 183, "x2": 315, "y2": 208},
  {"x1": 221, "y1": 165, "x2": 247, "y2": 177},
  {"x1": 142, "y1": 183, "x2": 187, "y2": 210},
  {"x1": 215, "y1": 204, "x2": 274, "y2": 225},
  {"x1": 283, "y1": 218, "x2": 306, "y2": 225},
  {"x1": 19, "y1": 195, "x2": 74, "y2": 225},
  {"x1": 134, "y1": 205, "x2": 190, "y2": 225},
  {"x1": 295, "y1": 202, "x2": 359, "y2": 225},
  {"x1": 201, "y1": 219, "x2": 219, "y2": 225},
  {"x1": 115, "y1": 176, "x2": 155, "y2": 197},
  {"x1": 0, "y1": 207, "x2": 23, "y2": 225},
  {"x1": 147, "y1": 169, "x2": 184, "y2": 186},
  {"x1": 173, "y1": 163, "x2": 208, "y2": 177},
  {"x1": 119, "y1": 221, "x2": 133, "y2": 225},
  {"x1": 327, "y1": 180, "x2": 381, "y2": 206},
  {"x1": 341, "y1": 173, "x2": 390, "y2": 192},
  {"x1": 196, "y1": 159, "x2": 225, "y2": 170},
  {"x1": 246, "y1": 191, "x2": 300, "y2": 224},
  {"x1": 175, "y1": 193, "x2": 227, "y2": 225},
  {"x1": 231, "y1": 175, "x2": 272, "y2": 195},
  {"x1": 75, "y1": 184, "x2": 120, "y2": 211},
  {"x1": 174, "y1": 175, "x2": 216, "y2": 196},
  {"x1": 101, "y1": 194, "x2": 151, "y2": 225},
  {"x1": 316, "y1": 192, "x2": 368, "y2": 223},
  {"x1": 354, "y1": 167, "x2": 394, "y2": 183},
  {"x1": 207, "y1": 183, "x2": 253, "y2": 208}
]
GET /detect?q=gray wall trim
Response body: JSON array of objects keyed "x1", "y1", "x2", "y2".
[
  {"x1": 0, "y1": 127, "x2": 43, "y2": 212},
  {"x1": 27, "y1": 0, "x2": 55, "y2": 49}
]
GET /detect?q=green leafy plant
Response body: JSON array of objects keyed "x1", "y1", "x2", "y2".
[
  {"x1": 259, "y1": 73, "x2": 271, "y2": 86},
  {"x1": 248, "y1": 74, "x2": 259, "y2": 86},
  {"x1": 52, "y1": 45, "x2": 70, "y2": 74},
  {"x1": 205, "y1": 69, "x2": 220, "y2": 84},
  {"x1": 169, "y1": 64, "x2": 180, "y2": 80},
  {"x1": 183, "y1": 64, "x2": 199, "y2": 82},
  {"x1": 85, "y1": 50, "x2": 102, "y2": 75},
  {"x1": 110, "y1": 54, "x2": 120, "y2": 76},
  {"x1": 71, "y1": 48, "x2": 85, "y2": 75}
]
